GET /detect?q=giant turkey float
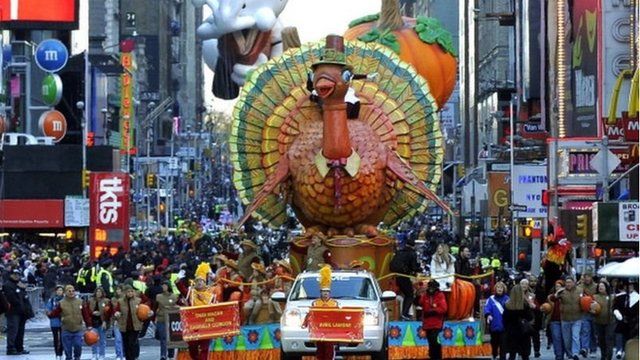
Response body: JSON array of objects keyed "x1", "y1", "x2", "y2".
[{"x1": 175, "y1": 0, "x2": 490, "y2": 358}]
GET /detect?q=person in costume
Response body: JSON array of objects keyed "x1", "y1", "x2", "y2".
[
  {"x1": 185, "y1": 262, "x2": 216, "y2": 360},
  {"x1": 243, "y1": 262, "x2": 267, "y2": 324},
  {"x1": 303, "y1": 265, "x2": 338, "y2": 360},
  {"x1": 212, "y1": 254, "x2": 230, "y2": 303},
  {"x1": 269, "y1": 260, "x2": 293, "y2": 322},
  {"x1": 305, "y1": 232, "x2": 332, "y2": 271}
]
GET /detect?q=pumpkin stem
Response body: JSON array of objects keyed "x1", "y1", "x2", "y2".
[
  {"x1": 282, "y1": 27, "x2": 301, "y2": 51},
  {"x1": 378, "y1": 0, "x2": 404, "y2": 30}
]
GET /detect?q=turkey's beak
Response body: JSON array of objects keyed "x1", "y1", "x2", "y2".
[{"x1": 315, "y1": 76, "x2": 335, "y2": 99}]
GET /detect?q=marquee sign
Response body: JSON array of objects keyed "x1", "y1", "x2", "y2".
[
  {"x1": 89, "y1": 172, "x2": 130, "y2": 259},
  {"x1": 119, "y1": 52, "x2": 135, "y2": 155},
  {"x1": 0, "y1": 0, "x2": 79, "y2": 30}
]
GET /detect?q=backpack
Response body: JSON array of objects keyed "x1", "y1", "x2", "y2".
[{"x1": 389, "y1": 253, "x2": 407, "y2": 274}]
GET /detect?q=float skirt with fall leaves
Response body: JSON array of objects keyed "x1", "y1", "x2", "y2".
[{"x1": 173, "y1": 319, "x2": 489, "y2": 359}]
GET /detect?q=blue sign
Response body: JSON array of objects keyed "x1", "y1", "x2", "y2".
[{"x1": 34, "y1": 39, "x2": 69, "y2": 73}]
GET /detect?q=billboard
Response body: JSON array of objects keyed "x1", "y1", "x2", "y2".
[
  {"x1": 0, "y1": 0, "x2": 79, "y2": 30},
  {"x1": 592, "y1": 202, "x2": 639, "y2": 242},
  {"x1": 0, "y1": 199, "x2": 63, "y2": 228},
  {"x1": 89, "y1": 172, "x2": 130, "y2": 259},
  {"x1": 570, "y1": 0, "x2": 599, "y2": 137},
  {"x1": 488, "y1": 172, "x2": 510, "y2": 217},
  {"x1": 512, "y1": 165, "x2": 547, "y2": 218}
]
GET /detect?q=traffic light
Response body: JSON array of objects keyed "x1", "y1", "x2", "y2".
[
  {"x1": 520, "y1": 219, "x2": 534, "y2": 238},
  {"x1": 82, "y1": 169, "x2": 91, "y2": 189},
  {"x1": 146, "y1": 173, "x2": 156, "y2": 188},
  {"x1": 576, "y1": 214, "x2": 588, "y2": 238},
  {"x1": 87, "y1": 132, "x2": 95, "y2": 147}
]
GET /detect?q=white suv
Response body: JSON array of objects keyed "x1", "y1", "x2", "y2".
[{"x1": 271, "y1": 270, "x2": 396, "y2": 360}]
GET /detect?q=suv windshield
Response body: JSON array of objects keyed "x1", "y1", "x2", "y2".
[{"x1": 289, "y1": 275, "x2": 378, "y2": 301}]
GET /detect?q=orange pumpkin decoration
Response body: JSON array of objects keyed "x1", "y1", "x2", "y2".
[
  {"x1": 344, "y1": 0, "x2": 457, "y2": 109},
  {"x1": 540, "y1": 302, "x2": 553, "y2": 315},
  {"x1": 136, "y1": 303, "x2": 152, "y2": 321},
  {"x1": 446, "y1": 279, "x2": 476, "y2": 320},
  {"x1": 84, "y1": 329, "x2": 100, "y2": 346},
  {"x1": 580, "y1": 296, "x2": 594, "y2": 312},
  {"x1": 590, "y1": 301, "x2": 602, "y2": 315}
]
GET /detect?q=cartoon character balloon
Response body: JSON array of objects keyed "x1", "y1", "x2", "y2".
[{"x1": 193, "y1": 0, "x2": 289, "y2": 99}]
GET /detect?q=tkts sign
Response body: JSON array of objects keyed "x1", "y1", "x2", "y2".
[{"x1": 89, "y1": 172, "x2": 130, "y2": 260}]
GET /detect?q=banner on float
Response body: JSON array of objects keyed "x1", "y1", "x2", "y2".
[
  {"x1": 179, "y1": 301, "x2": 240, "y2": 342},
  {"x1": 307, "y1": 307, "x2": 364, "y2": 343}
]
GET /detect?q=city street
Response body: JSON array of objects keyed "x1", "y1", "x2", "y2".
[{"x1": 0, "y1": 0, "x2": 638, "y2": 360}]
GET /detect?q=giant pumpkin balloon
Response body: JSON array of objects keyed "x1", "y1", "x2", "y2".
[{"x1": 344, "y1": 0, "x2": 457, "y2": 109}]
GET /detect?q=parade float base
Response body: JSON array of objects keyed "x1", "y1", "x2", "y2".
[{"x1": 175, "y1": 319, "x2": 490, "y2": 359}]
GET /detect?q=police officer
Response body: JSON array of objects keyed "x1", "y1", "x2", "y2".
[
  {"x1": 97, "y1": 260, "x2": 114, "y2": 298},
  {"x1": 3, "y1": 269, "x2": 32, "y2": 355}
]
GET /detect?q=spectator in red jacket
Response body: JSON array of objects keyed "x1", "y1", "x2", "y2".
[{"x1": 418, "y1": 279, "x2": 448, "y2": 360}]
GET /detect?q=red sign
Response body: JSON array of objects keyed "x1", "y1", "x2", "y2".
[
  {"x1": 0, "y1": 199, "x2": 63, "y2": 228},
  {"x1": 623, "y1": 112, "x2": 639, "y2": 141},
  {"x1": 308, "y1": 307, "x2": 364, "y2": 343},
  {"x1": 604, "y1": 118, "x2": 625, "y2": 141},
  {"x1": 0, "y1": 0, "x2": 78, "y2": 29},
  {"x1": 179, "y1": 302, "x2": 240, "y2": 341},
  {"x1": 89, "y1": 173, "x2": 130, "y2": 260}
]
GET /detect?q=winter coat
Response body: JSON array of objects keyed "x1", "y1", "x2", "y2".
[
  {"x1": 418, "y1": 290, "x2": 448, "y2": 330},
  {"x1": 45, "y1": 295, "x2": 63, "y2": 328},
  {"x1": 484, "y1": 294, "x2": 509, "y2": 332},
  {"x1": 2, "y1": 278, "x2": 29, "y2": 316},
  {"x1": 550, "y1": 287, "x2": 582, "y2": 322},
  {"x1": 430, "y1": 254, "x2": 455, "y2": 291}
]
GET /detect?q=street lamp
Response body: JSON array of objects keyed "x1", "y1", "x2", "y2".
[{"x1": 77, "y1": 101, "x2": 86, "y2": 197}]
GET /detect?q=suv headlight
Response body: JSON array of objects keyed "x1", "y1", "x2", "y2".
[
  {"x1": 363, "y1": 308, "x2": 379, "y2": 326},
  {"x1": 283, "y1": 308, "x2": 302, "y2": 327}
]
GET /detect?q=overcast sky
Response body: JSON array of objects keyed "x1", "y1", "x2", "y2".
[{"x1": 206, "y1": 0, "x2": 382, "y2": 113}]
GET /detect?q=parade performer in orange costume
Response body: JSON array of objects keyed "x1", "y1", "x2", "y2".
[
  {"x1": 304, "y1": 265, "x2": 338, "y2": 360},
  {"x1": 185, "y1": 263, "x2": 216, "y2": 360}
]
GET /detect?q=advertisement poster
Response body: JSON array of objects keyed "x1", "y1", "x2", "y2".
[
  {"x1": 308, "y1": 307, "x2": 364, "y2": 343},
  {"x1": 570, "y1": 0, "x2": 599, "y2": 137},
  {"x1": 488, "y1": 172, "x2": 510, "y2": 217},
  {"x1": 512, "y1": 165, "x2": 548, "y2": 218},
  {"x1": 180, "y1": 302, "x2": 240, "y2": 341},
  {"x1": 165, "y1": 310, "x2": 188, "y2": 349},
  {"x1": 89, "y1": 172, "x2": 130, "y2": 259},
  {"x1": 619, "y1": 202, "x2": 639, "y2": 242}
]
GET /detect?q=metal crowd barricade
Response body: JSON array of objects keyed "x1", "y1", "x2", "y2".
[{"x1": 25, "y1": 286, "x2": 45, "y2": 318}]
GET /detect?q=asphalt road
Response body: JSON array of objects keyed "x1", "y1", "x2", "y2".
[{"x1": 1, "y1": 325, "x2": 599, "y2": 360}]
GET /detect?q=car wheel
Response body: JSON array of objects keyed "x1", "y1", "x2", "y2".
[
  {"x1": 280, "y1": 346, "x2": 302, "y2": 360},
  {"x1": 375, "y1": 336, "x2": 389, "y2": 360}
]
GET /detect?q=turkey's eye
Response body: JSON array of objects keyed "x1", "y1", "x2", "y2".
[{"x1": 342, "y1": 70, "x2": 352, "y2": 82}]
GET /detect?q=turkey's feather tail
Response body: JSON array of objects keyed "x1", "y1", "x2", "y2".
[
  {"x1": 386, "y1": 151, "x2": 452, "y2": 215},
  {"x1": 236, "y1": 156, "x2": 291, "y2": 228}
]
